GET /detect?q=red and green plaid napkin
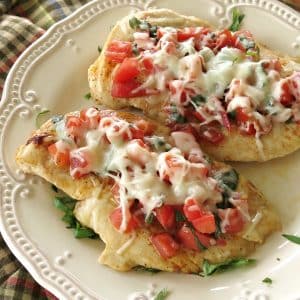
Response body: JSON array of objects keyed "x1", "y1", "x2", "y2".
[{"x1": 0, "y1": 0, "x2": 299, "y2": 299}]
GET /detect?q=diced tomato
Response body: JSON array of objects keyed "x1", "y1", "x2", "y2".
[
  {"x1": 70, "y1": 150, "x2": 90, "y2": 179},
  {"x1": 193, "y1": 111, "x2": 206, "y2": 122},
  {"x1": 134, "y1": 119, "x2": 155, "y2": 136},
  {"x1": 111, "y1": 80, "x2": 147, "y2": 98},
  {"x1": 177, "y1": 27, "x2": 201, "y2": 42},
  {"x1": 191, "y1": 214, "x2": 216, "y2": 234},
  {"x1": 150, "y1": 233, "x2": 179, "y2": 259},
  {"x1": 232, "y1": 30, "x2": 254, "y2": 51},
  {"x1": 177, "y1": 224, "x2": 211, "y2": 251},
  {"x1": 279, "y1": 81, "x2": 294, "y2": 106},
  {"x1": 155, "y1": 205, "x2": 175, "y2": 230},
  {"x1": 66, "y1": 115, "x2": 85, "y2": 141},
  {"x1": 142, "y1": 57, "x2": 154, "y2": 73},
  {"x1": 183, "y1": 198, "x2": 204, "y2": 221},
  {"x1": 242, "y1": 123, "x2": 256, "y2": 136},
  {"x1": 79, "y1": 108, "x2": 101, "y2": 129},
  {"x1": 48, "y1": 142, "x2": 70, "y2": 167},
  {"x1": 218, "y1": 208, "x2": 245, "y2": 234},
  {"x1": 109, "y1": 207, "x2": 139, "y2": 233},
  {"x1": 171, "y1": 124, "x2": 198, "y2": 139},
  {"x1": 105, "y1": 40, "x2": 132, "y2": 63},
  {"x1": 235, "y1": 107, "x2": 249, "y2": 123},
  {"x1": 198, "y1": 125, "x2": 224, "y2": 144},
  {"x1": 215, "y1": 29, "x2": 234, "y2": 51},
  {"x1": 113, "y1": 58, "x2": 140, "y2": 83}
]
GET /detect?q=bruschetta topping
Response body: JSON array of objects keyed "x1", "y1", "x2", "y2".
[
  {"x1": 105, "y1": 18, "x2": 300, "y2": 144},
  {"x1": 47, "y1": 108, "x2": 251, "y2": 257}
]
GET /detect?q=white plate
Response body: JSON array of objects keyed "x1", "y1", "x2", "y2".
[{"x1": 1, "y1": 0, "x2": 300, "y2": 299}]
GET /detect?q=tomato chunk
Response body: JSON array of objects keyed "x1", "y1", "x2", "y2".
[
  {"x1": 70, "y1": 150, "x2": 90, "y2": 179},
  {"x1": 109, "y1": 207, "x2": 139, "y2": 233},
  {"x1": 150, "y1": 233, "x2": 179, "y2": 259},
  {"x1": 183, "y1": 198, "x2": 204, "y2": 221},
  {"x1": 48, "y1": 141, "x2": 70, "y2": 167},
  {"x1": 198, "y1": 125, "x2": 224, "y2": 144},
  {"x1": 218, "y1": 208, "x2": 245, "y2": 234},
  {"x1": 134, "y1": 119, "x2": 155, "y2": 136},
  {"x1": 192, "y1": 214, "x2": 216, "y2": 234},
  {"x1": 177, "y1": 225, "x2": 211, "y2": 251},
  {"x1": 111, "y1": 80, "x2": 147, "y2": 98},
  {"x1": 113, "y1": 58, "x2": 140, "y2": 83},
  {"x1": 105, "y1": 40, "x2": 132, "y2": 63},
  {"x1": 80, "y1": 108, "x2": 101, "y2": 129},
  {"x1": 177, "y1": 27, "x2": 201, "y2": 42},
  {"x1": 155, "y1": 205, "x2": 175, "y2": 230},
  {"x1": 279, "y1": 81, "x2": 294, "y2": 106}
]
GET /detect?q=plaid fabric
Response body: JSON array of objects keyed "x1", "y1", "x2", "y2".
[{"x1": 0, "y1": 0, "x2": 299, "y2": 299}]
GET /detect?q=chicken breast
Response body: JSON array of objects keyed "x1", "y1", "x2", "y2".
[
  {"x1": 89, "y1": 8, "x2": 300, "y2": 162},
  {"x1": 16, "y1": 108, "x2": 280, "y2": 273}
]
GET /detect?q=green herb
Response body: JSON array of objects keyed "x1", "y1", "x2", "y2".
[
  {"x1": 54, "y1": 195, "x2": 99, "y2": 239},
  {"x1": 262, "y1": 277, "x2": 272, "y2": 285},
  {"x1": 133, "y1": 265, "x2": 161, "y2": 274},
  {"x1": 145, "y1": 213, "x2": 154, "y2": 224},
  {"x1": 97, "y1": 46, "x2": 102, "y2": 53},
  {"x1": 154, "y1": 288, "x2": 170, "y2": 300},
  {"x1": 132, "y1": 44, "x2": 139, "y2": 56},
  {"x1": 36, "y1": 110, "x2": 50, "y2": 128},
  {"x1": 84, "y1": 92, "x2": 91, "y2": 100},
  {"x1": 190, "y1": 94, "x2": 206, "y2": 106},
  {"x1": 276, "y1": 257, "x2": 280, "y2": 261},
  {"x1": 129, "y1": 17, "x2": 141, "y2": 29},
  {"x1": 282, "y1": 234, "x2": 300, "y2": 245},
  {"x1": 175, "y1": 210, "x2": 186, "y2": 222},
  {"x1": 200, "y1": 258, "x2": 256, "y2": 276},
  {"x1": 149, "y1": 25, "x2": 158, "y2": 38},
  {"x1": 229, "y1": 8, "x2": 245, "y2": 32},
  {"x1": 246, "y1": 50, "x2": 259, "y2": 59},
  {"x1": 51, "y1": 115, "x2": 63, "y2": 124},
  {"x1": 170, "y1": 106, "x2": 187, "y2": 123},
  {"x1": 213, "y1": 212, "x2": 222, "y2": 239},
  {"x1": 227, "y1": 110, "x2": 236, "y2": 121},
  {"x1": 215, "y1": 169, "x2": 239, "y2": 191}
]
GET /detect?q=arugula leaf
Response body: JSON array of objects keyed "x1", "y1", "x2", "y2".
[
  {"x1": 262, "y1": 277, "x2": 272, "y2": 284},
  {"x1": 132, "y1": 265, "x2": 161, "y2": 274},
  {"x1": 74, "y1": 222, "x2": 98, "y2": 239},
  {"x1": 154, "y1": 288, "x2": 170, "y2": 300},
  {"x1": 97, "y1": 46, "x2": 102, "y2": 53},
  {"x1": 84, "y1": 92, "x2": 91, "y2": 100},
  {"x1": 282, "y1": 234, "x2": 300, "y2": 245},
  {"x1": 36, "y1": 110, "x2": 50, "y2": 128},
  {"x1": 200, "y1": 258, "x2": 256, "y2": 276},
  {"x1": 229, "y1": 8, "x2": 245, "y2": 32},
  {"x1": 54, "y1": 194, "x2": 99, "y2": 240}
]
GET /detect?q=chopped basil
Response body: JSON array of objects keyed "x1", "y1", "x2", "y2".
[
  {"x1": 132, "y1": 44, "x2": 139, "y2": 56},
  {"x1": 246, "y1": 49, "x2": 259, "y2": 59},
  {"x1": 133, "y1": 265, "x2": 161, "y2": 274},
  {"x1": 154, "y1": 288, "x2": 170, "y2": 300},
  {"x1": 229, "y1": 8, "x2": 245, "y2": 32},
  {"x1": 35, "y1": 110, "x2": 50, "y2": 128},
  {"x1": 129, "y1": 16, "x2": 157, "y2": 38},
  {"x1": 129, "y1": 16, "x2": 141, "y2": 29},
  {"x1": 262, "y1": 277, "x2": 272, "y2": 285},
  {"x1": 97, "y1": 46, "x2": 102, "y2": 53},
  {"x1": 200, "y1": 258, "x2": 256, "y2": 276},
  {"x1": 54, "y1": 193, "x2": 99, "y2": 239},
  {"x1": 213, "y1": 212, "x2": 222, "y2": 239},
  {"x1": 84, "y1": 92, "x2": 91, "y2": 100},
  {"x1": 175, "y1": 210, "x2": 186, "y2": 222},
  {"x1": 170, "y1": 106, "x2": 187, "y2": 123},
  {"x1": 276, "y1": 257, "x2": 281, "y2": 261},
  {"x1": 191, "y1": 94, "x2": 206, "y2": 106},
  {"x1": 282, "y1": 234, "x2": 300, "y2": 245},
  {"x1": 227, "y1": 110, "x2": 236, "y2": 121},
  {"x1": 145, "y1": 213, "x2": 154, "y2": 224},
  {"x1": 216, "y1": 169, "x2": 239, "y2": 191}
]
